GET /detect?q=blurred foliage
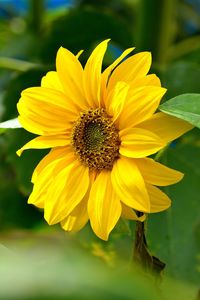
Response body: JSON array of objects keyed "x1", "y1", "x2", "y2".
[
  {"x1": 0, "y1": 0, "x2": 200, "y2": 298},
  {"x1": 0, "y1": 232, "x2": 198, "y2": 300},
  {"x1": 39, "y1": 7, "x2": 134, "y2": 64}
]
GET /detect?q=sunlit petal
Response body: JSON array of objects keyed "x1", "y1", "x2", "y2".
[
  {"x1": 17, "y1": 135, "x2": 70, "y2": 156},
  {"x1": 146, "y1": 184, "x2": 171, "y2": 213},
  {"x1": 84, "y1": 39, "x2": 110, "y2": 107},
  {"x1": 61, "y1": 194, "x2": 89, "y2": 232},
  {"x1": 118, "y1": 86, "x2": 166, "y2": 129},
  {"x1": 111, "y1": 157, "x2": 150, "y2": 212},
  {"x1": 44, "y1": 160, "x2": 90, "y2": 225},
  {"x1": 121, "y1": 203, "x2": 146, "y2": 221},
  {"x1": 108, "y1": 52, "x2": 152, "y2": 91},
  {"x1": 28, "y1": 148, "x2": 74, "y2": 208},
  {"x1": 139, "y1": 112, "x2": 193, "y2": 143},
  {"x1": 119, "y1": 128, "x2": 165, "y2": 158},
  {"x1": 136, "y1": 158, "x2": 184, "y2": 186},
  {"x1": 56, "y1": 47, "x2": 88, "y2": 110},
  {"x1": 18, "y1": 87, "x2": 77, "y2": 135},
  {"x1": 41, "y1": 71, "x2": 63, "y2": 91},
  {"x1": 105, "y1": 81, "x2": 129, "y2": 122},
  {"x1": 101, "y1": 47, "x2": 134, "y2": 102},
  {"x1": 88, "y1": 171, "x2": 121, "y2": 240}
]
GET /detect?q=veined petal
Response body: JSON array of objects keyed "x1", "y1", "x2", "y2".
[
  {"x1": 111, "y1": 157, "x2": 150, "y2": 212},
  {"x1": 108, "y1": 52, "x2": 152, "y2": 91},
  {"x1": 146, "y1": 184, "x2": 171, "y2": 213},
  {"x1": 105, "y1": 81, "x2": 129, "y2": 122},
  {"x1": 56, "y1": 47, "x2": 88, "y2": 110},
  {"x1": 21, "y1": 87, "x2": 77, "y2": 111},
  {"x1": 121, "y1": 203, "x2": 146, "y2": 221},
  {"x1": 136, "y1": 158, "x2": 184, "y2": 186},
  {"x1": 28, "y1": 172, "x2": 51, "y2": 209},
  {"x1": 119, "y1": 128, "x2": 165, "y2": 158},
  {"x1": 88, "y1": 171, "x2": 121, "y2": 241},
  {"x1": 31, "y1": 147, "x2": 69, "y2": 183},
  {"x1": 101, "y1": 47, "x2": 135, "y2": 102},
  {"x1": 28, "y1": 148, "x2": 74, "y2": 208},
  {"x1": 17, "y1": 135, "x2": 70, "y2": 156},
  {"x1": 61, "y1": 191, "x2": 89, "y2": 232},
  {"x1": 139, "y1": 112, "x2": 193, "y2": 143},
  {"x1": 18, "y1": 87, "x2": 77, "y2": 135},
  {"x1": 44, "y1": 160, "x2": 89, "y2": 225},
  {"x1": 130, "y1": 74, "x2": 161, "y2": 88},
  {"x1": 118, "y1": 86, "x2": 167, "y2": 130},
  {"x1": 41, "y1": 71, "x2": 63, "y2": 91},
  {"x1": 84, "y1": 39, "x2": 109, "y2": 108}
]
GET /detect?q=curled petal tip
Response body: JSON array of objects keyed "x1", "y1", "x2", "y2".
[{"x1": 16, "y1": 149, "x2": 22, "y2": 157}]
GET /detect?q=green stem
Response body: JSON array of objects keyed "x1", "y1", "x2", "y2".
[
  {"x1": 168, "y1": 35, "x2": 200, "y2": 61},
  {"x1": 154, "y1": 144, "x2": 170, "y2": 162},
  {"x1": 0, "y1": 57, "x2": 39, "y2": 71},
  {"x1": 133, "y1": 219, "x2": 166, "y2": 275},
  {"x1": 136, "y1": 0, "x2": 177, "y2": 66},
  {"x1": 28, "y1": 0, "x2": 45, "y2": 34},
  {"x1": 133, "y1": 219, "x2": 150, "y2": 268}
]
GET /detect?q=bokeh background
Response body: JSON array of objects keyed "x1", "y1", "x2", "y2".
[{"x1": 0, "y1": 0, "x2": 200, "y2": 299}]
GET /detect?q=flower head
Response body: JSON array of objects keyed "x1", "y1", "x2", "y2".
[{"x1": 17, "y1": 40, "x2": 192, "y2": 240}]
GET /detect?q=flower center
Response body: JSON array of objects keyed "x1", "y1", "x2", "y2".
[{"x1": 71, "y1": 108, "x2": 120, "y2": 170}]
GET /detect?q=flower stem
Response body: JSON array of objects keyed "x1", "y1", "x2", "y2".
[
  {"x1": 28, "y1": 0, "x2": 45, "y2": 34},
  {"x1": 135, "y1": 0, "x2": 176, "y2": 66},
  {"x1": 133, "y1": 218, "x2": 151, "y2": 269},
  {"x1": 133, "y1": 218, "x2": 165, "y2": 275}
]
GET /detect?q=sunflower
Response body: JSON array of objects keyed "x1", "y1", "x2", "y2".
[{"x1": 17, "y1": 40, "x2": 192, "y2": 240}]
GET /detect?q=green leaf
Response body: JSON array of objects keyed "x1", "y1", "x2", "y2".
[
  {"x1": 148, "y1": 130, "x2": 200, "y2": 285},
  {"x1": 0, "y1": 118, "x2": 21, "y2": 134},
  {"x1": 159, "y1": 93, "x2": 200, "y2": 128}
]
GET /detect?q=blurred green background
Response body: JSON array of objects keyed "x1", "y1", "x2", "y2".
[{"x1": 0, "y1": 0, "x2": 200, "y2": 299}]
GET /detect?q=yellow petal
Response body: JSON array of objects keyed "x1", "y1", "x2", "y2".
[
  {"x1": 111, "y1": 157, "x2": 150, "y2": 212},
  {"x1": 31, "y1": 147, "x2": 69, "y2": 183},
  {"x1": 105, "y1": 81, "x2": 129, "y2": 122},
  {"x1": 28, "y1": 148, "x2": 74, "y2": 208},
  {"x1": 28, "y1": 175, "x2": 50, "y2": 209},
  {"x1": 118, "y1": 86, "x2": 166, "y2": 130},
  {"x1": 41, "y1": 71, "x2": 63, "y2": 91},
  {"x1": 88, "y1": 171, "x2": 121, "y2": 241},
  {"x1": 136, "y1": 158, "x2": 184, "y2": 186},
  {"x1": 146, "y1": 184, "x2": 171, "y2": 213},
  {"x1": 17, "y1": 87, "x2": 77, "y2": 135},
  {"x1": 121, "y1": 203, "x2": 146, "y2": 221},
  {"x1": 76, "y1": 49, "x2": 84, "y2": 59},
  {"x1": 17, "y1": 135, "x2": 70, "y2": 156},
  {"x1": 130, "y1": 74, "x2": 161, "y2": 88},
  {"x1": 44, "y1": 160, "x2": 89, "y2": 225},
  {"x1": 61, "y1": 191, "x2": 89, "y2": 232},
  {"x1": 119, "y1": 128, "x2": 165, "y2": 158},
  {"x1": 139, "y1": 112, "x2": 193, "y2": 143},
  {"x1": 84, "y1": 39, "x2": 109, "y2": 107},
  {"x1": 101, "y1": 47, "x2": 135, "y2": 102},
  {"x1": 56, "y1": 47, "x2": 88, "y2": 110},
  {"x1": 108, "y1": 52, "x2": 152, "y2": 91}
]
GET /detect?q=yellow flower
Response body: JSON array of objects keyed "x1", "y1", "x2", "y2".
[{"x1": 17, "y1": 40, "x2": 192, "y2": 240}]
